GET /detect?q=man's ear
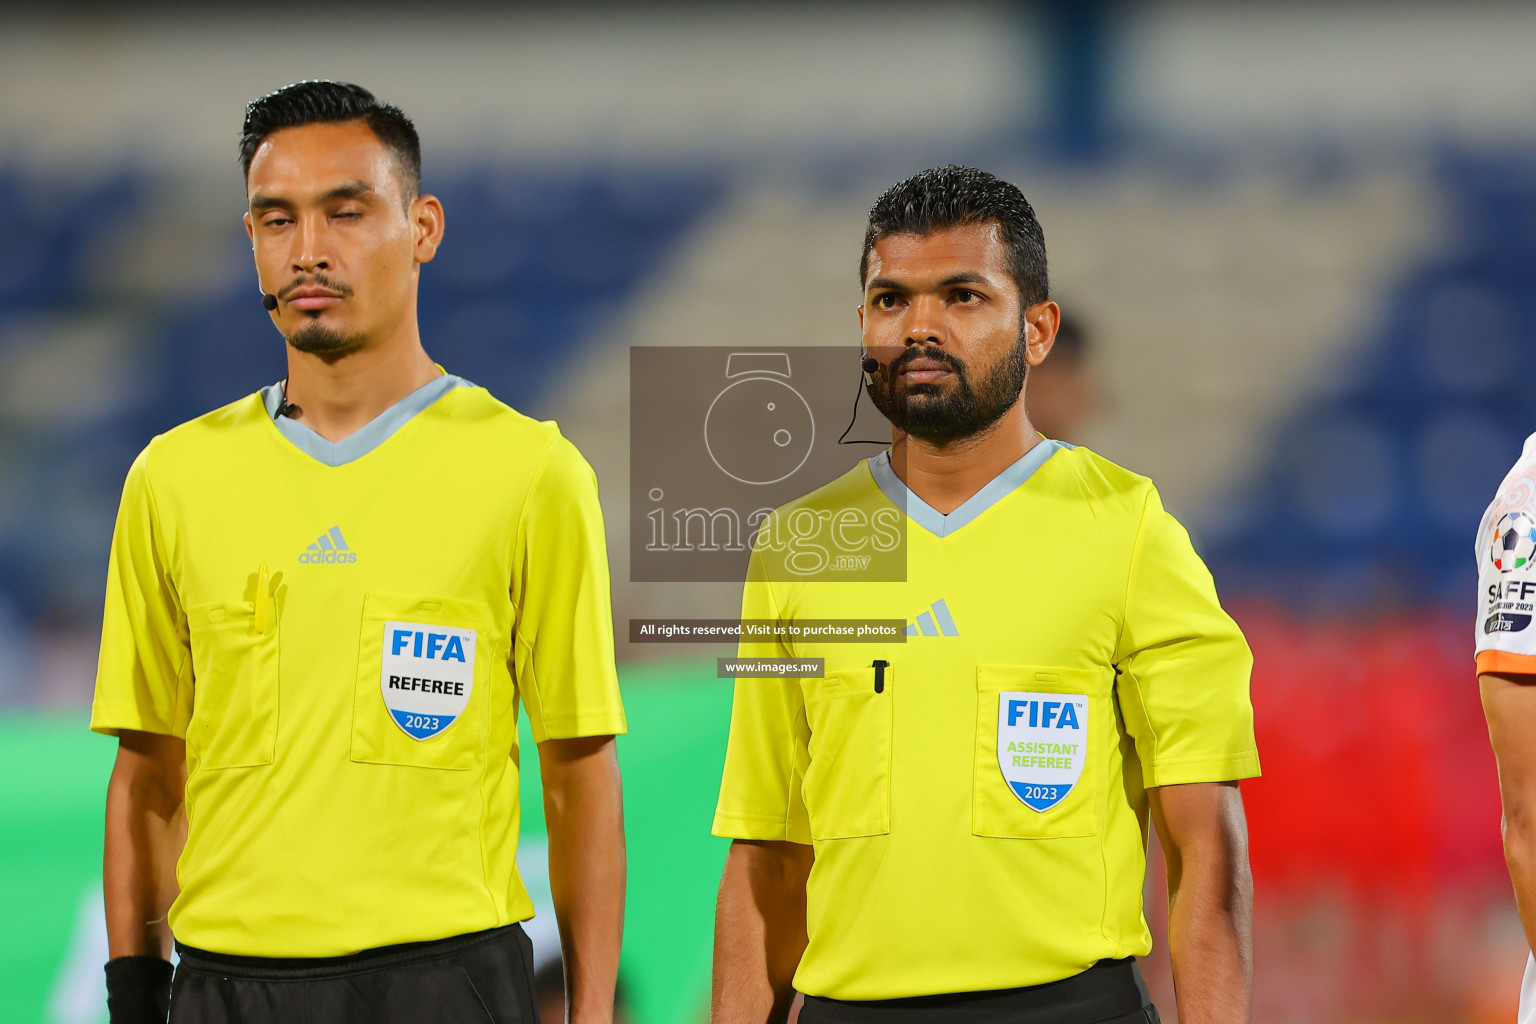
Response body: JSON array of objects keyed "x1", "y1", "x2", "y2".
[
  {"x1": 1024, "y1": 301, "x2": 1061, "y2": 367},
  {"x1": 411, "y1": 194, "x2": 446, "y2": 264}
]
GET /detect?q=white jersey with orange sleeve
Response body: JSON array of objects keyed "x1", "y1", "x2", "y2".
[
  {"x1": 1475, "y1": 432, "x2": 1536, "y2": 1024},
  {"x1": 1478, "y1": 432, "x2": 1536, "y2": 676}
]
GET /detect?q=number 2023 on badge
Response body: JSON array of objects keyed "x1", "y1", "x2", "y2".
[
  {"x1": 997, "y1": 691, "x2": 1088, "y2": 811},
  {"x1": 380, "y1": 621, "x2": 476, "y2": 740}
]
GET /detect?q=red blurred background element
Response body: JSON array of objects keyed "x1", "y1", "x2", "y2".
[
  {"x1": 1240, "y1": 603, "x2": 1501, "y2": 895},
  {"x1": 1143, "y1": 605, "x2": 1523, "y2": 1023}
]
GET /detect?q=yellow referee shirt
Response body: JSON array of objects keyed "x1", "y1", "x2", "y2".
[
  {"x1": 713, "y1": 440, "x2": 1259, "y2": 1000},
  {"x1": 91, "y1": 373, "x2": 626, "y2": 957}
]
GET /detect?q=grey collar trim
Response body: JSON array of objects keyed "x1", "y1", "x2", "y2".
[
  {"x1": 260, "y1": 373, "x2": 471, "y2": 467},
  {"x1": 867, "y1": 439, "x2": 1070, "y2": 538}
]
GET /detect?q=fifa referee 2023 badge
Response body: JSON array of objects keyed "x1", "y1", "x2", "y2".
[
  {"x1": 1477, "y1": 436, "x2": 1536, "y2": 1024},
  {"x1": 711, "y1": 166, "x2": 1261, "y2": 1024},
  {"x1": 92, "y1": 81, "x2": 627, "y2": 1024}
]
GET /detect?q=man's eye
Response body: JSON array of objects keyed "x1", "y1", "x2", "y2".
[
  {"x1": 263, "y1": 216, "x2": 292, "y2": 227},
  {"x1": 875, "y1": 294, "x2": 899, "y2": 309},
  {"x1": 334, "y1": 211, "x2": 363, "y2": 220},
  {"x1": 954, "y1": 289, "x2": 978, "y2": 302}
]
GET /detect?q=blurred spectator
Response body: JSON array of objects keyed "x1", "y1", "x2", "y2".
[{"x1": 1027, "y1": 310, "x2": 1104, "y2": 445}]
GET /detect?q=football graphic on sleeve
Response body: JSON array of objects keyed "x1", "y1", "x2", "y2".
[{"x1": 1492, "y1": 511, "x2": 1536, "y2": 574}]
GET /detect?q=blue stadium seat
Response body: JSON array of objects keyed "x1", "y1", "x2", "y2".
[{"x1": 1208, "y1": 153, "x2": 1536, "y2": 609}]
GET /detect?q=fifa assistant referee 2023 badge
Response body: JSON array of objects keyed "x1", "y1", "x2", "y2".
[{"x1": 996, "y1": 691, "x2": 1088, "y2": 811}]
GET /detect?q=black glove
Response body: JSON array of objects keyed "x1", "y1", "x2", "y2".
[{"x1": 105, "y1": 956, "x2": 174, "y2": 1024}]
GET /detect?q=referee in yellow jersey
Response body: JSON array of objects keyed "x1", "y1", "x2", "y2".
[
  {"x1": 712, "y1": 166, "x2": 1259, "y2": 1024},
  {"x1": 93, "y1": 81, "x2": 626, "y2": 1024}
]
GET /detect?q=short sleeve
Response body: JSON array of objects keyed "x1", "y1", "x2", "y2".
[
  {"x1": 712, "y1": 542, "x2": 812, "y2": 844},
  {"x1": 91, "y1": 447, "x2": 193, "y2": 738},
  {"x1": 1475, "y1": 471, "x2": 1536, "y2": 676},
  {"x1": 513, "y1": 432, "x2": 627, "y2": 743},
  {"x1": 1112, "y1": 487, "x2": 1260, "y2": 788}
]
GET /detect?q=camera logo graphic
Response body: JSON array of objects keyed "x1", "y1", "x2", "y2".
[{"x1": 704, "y1": 352, "x2": 816, "y2": 485}]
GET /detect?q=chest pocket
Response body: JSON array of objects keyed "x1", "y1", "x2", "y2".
[
  {"x1": 186, "y1": 601, "x2": 280, "y2": 771},
  {"x1": 350, "y1": 594, "x2": 501, "y2": 771},
  {"x1": 801, "y1": 666, "x2": 893, "y2": 841},
  {"x1": 973, "y1": 664, "x2": 1109, "y2": 839}
]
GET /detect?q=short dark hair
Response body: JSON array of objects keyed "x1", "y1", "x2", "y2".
[
  {"x1": 860, "y1": 165, "x2": 1048, "y2": 309},
  {"x1": 239, "y1": 80, "x2": 421, "y2": 198}
]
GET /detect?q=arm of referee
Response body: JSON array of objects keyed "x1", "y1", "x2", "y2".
[
  {"x1": 1480, "y1": 671, "x2": 1536, "y2": 956},
  {"x1": 713, "y1": 839, "x2": 813, "y2": 1024},
  {"x1": 711, "y1": 535, "x2": 814, "y2": 1023},
  {"x1": 105, "y1": 731, "x2": 185, "y2": 961},
  {"x1": 540, "y1": 735, "x2": 625, "y2": 1024},
  {"x1": 93, "y1": 448, "x2": 191, "y2": 1021},
  {"x1": 1148, "y1": 781, "x2": 1253, "y2": 1024},
  {"x1": 514, "y1": 432, "x2": 629, "y2": 1023},
  {"x1": 103, "y1": 728, "x2": 186, "y2": 1024},
  {"x1": 1114, "y1": 485, "x2": 1259, "y2": 1023}
]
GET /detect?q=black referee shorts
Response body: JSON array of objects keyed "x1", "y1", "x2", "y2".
[
  {"x1": 168, "y1": 922, "x2": 538, "y2": 1024},
  {"x1": 798, "y1": 958, "x2": 1160, "y2": 1024}
]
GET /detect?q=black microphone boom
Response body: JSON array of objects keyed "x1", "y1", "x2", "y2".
[
  {"x1": 839, "y1": 354, "x2": 888, "y2": 445},
  {"x1": 262, "y1": 293, "x2": 278, "y2": 311}
]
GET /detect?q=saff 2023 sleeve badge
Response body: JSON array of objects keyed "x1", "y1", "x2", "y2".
[
  {"x1": 1487, "y1": 512, "x2": 1536, "y2": 636},
  {"x1": 997, "y1": 692, "x2": 1088, "y2": 811}
]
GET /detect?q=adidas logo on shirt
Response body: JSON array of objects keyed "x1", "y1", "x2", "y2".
[
  {"x1": 299, "y1": 526, "x2": 357, "y2": 565},
  {"x1": 905, "y1": 598, "x2": 959, "y2": 637}
]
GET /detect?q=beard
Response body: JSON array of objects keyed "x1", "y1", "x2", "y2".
[
  {"x1": 286, "y1": 319, "x2": 367, "y2": 361},
  {"x1": 867, "y1": 334, "x2": 1029, "y2": 444}
]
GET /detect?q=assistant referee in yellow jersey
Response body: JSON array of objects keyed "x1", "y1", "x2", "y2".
[
  {"x1": 712, "y1": 166, "x2": 1259, "y2": 1024},
  {"x1": 93, "y1": 81, "x2": 626, "y2": 1024}
]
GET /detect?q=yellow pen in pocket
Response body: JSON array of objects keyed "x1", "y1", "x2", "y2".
[{"x1": 254, "y1": 562, "x2": 272, "y2": 634}]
